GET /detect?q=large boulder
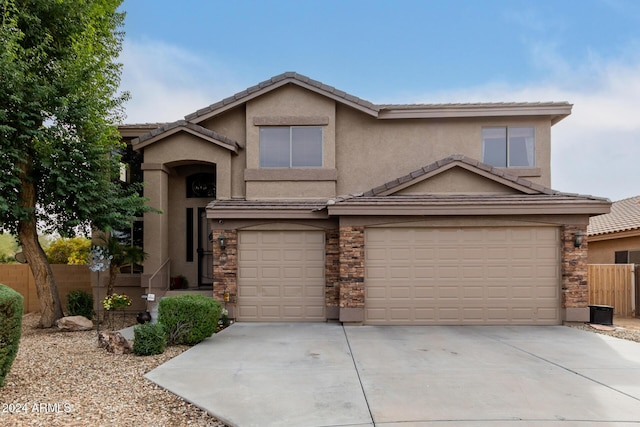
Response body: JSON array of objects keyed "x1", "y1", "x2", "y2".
[
  {"x1": 56, "y1": 315, "x2": 93, "y2": 331},
  {"x1": 98, "y1": 331, "x2": 132, "y2": 355}
]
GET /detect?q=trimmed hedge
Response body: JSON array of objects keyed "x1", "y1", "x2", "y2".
[
  {"x1": 158, "y1": 294, "x2": 221, "y2": 346},
  {"x1": 66, "y1": 290, "x2": 94, "y2": 319},
  {"x1": 0, "y1": 284, "x2": 23, "y2": 387},
  {"x1": 133, "y1": 322, "x2": 166, "y2": 356}
]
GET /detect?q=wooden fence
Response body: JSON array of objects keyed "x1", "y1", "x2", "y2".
[{"x1": 588, "y1": 264, "x2": 636, "y2": 317}]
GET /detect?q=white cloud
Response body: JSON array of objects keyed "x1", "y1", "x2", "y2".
[{"x1": 118, "y1": 39, "x2": 242, "y2": 123}]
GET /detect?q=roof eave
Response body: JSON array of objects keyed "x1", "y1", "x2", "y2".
[
  {"x1": 206, "y1": 207, "x2": 329, "y2": 220},
  {"x1": 588, "y1": 228, "x2": 640, "y2": 241},
  {"x1": 377, "y1": 104, "x2": 572, "y2": 123},
  {"x1": 131, "y1": 126, "x2": 239, "y2": 154},
  {"x1": 327, "y1": 200, "x2": 611, "y2": 216},
  {"x1": 188, "y1": 78, "x2": 379, "y2": 124}
]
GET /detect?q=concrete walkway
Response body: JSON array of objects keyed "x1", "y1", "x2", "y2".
[{"x1": 145, "y1": 323, "x2": 640, "y2": 427}]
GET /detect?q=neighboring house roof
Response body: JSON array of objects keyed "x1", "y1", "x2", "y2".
[
  {"x1": 588, "y1": 195, "x2": 640, "y2": 236},
  {"x1": 184, "y1": 71, "x2": 573, "y2": 124},
  {"x1": 131, "y1": 120, "x2": 241, "y2": 153}
]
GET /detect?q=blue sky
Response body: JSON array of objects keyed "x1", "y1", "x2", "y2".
[{"x1": 119, "y1": 0, "x2": 640, "y2": 202}]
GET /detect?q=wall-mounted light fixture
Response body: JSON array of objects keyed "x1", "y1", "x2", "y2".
[
  {"x1": 574, "y1": 230, "x2": 584, "y2": 248},
  {"x1": 218, "y1": 234, "x2": 227, "y2": 250}
]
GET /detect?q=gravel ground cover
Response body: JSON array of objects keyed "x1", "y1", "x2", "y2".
[
  {"x1": 566, "y1": 321, "x2": 640, "y2": 343},
  {"x1": 1, "y1": 313, "x2": 227, "y2": 427}
]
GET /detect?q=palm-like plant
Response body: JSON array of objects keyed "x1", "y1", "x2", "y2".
[{"x1": 97, "y1": 235, "x2": 147, "y2": 295}]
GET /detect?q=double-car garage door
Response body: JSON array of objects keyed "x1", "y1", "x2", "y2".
[
  {"x1": 236, "y1": 226, "x2": 561, "y2": 325},
  {"x1": 365, "y1": 226, "x2": 561, "y2": 325}
]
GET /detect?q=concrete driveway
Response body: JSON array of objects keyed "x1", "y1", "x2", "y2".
[{"x1": 145, "y1": 323, "x2": 640, "y2": 426}]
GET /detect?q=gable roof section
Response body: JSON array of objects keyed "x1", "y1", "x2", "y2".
[
  {"x1": 327, "y1": 155, "x2": 611, "y2": 216},
  {"x1": 131, "y1": 120, "x2": 241, "y2": 154},
  {"x1": 184, "y1": 72, "x2": 572, "y2": 125},
  {"x1": 588, "y1": 195, "x2": 640, "y2": 237},
  {"x1": 185, "y1": 72, "x2": 380, "y2": 123},
  {"x1": 360, "y1": 154, "x2": 552, "y2": 197}
]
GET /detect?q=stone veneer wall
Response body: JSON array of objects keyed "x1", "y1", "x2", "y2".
[
  {"x1": 325, "y1": 229, "x2": 340, "y2": 319},
  {"x1": 561, "y1": 224, "x2": 588, "y2": 316},
  {"x1": 339, "y1": 226, "x2": 365, "y2": 322},
  {"x1": 212, "y1": 229, "x2": 237, "y2": 313}
]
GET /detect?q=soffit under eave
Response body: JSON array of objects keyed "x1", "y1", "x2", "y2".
[
  {"x1": 206, "y1": 208, "x2": 329, "y2": 220},
  {"x1": 588, "y1": 228, "x2": 640, "y2": 242},
  {"x1": 188, "y1": 79, "x2": 380, "y2": 125},
  {"x1": 377, "y1": 105, "x2": 572, "y2": 122},
  {"x1": 326, "y1": 202, "x2": 612, "y2": 217},
  {"x1": 132, "y1": 127, "x2": 239, "y2": 154}
]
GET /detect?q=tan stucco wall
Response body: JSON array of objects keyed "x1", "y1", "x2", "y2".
[
  {"x1": 244, "y1": 85, "x2": 337, "y2": 199},
  {"x1": 588, "y1": 235, "x2": 640, "y2": 264},
  {"x1": 143, "y1": 133, "x2": 233, "y2": 199},
  {"x1": 335, "y1": 106, "x2": 551, "y2": 196},
  {"x1": 200, "y1": 107, "x2": 247, "y2": 199},
  {"x1": 141, "y1": 133, "x2": 233, "y2": 277}
]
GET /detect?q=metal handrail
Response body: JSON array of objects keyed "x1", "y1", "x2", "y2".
[{"x1": 147, "y1": 258, "x2": 170, "y2": 296}]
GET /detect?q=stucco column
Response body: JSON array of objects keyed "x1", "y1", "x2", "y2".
[
  {"x1": 562, "y1": 224, "x2": 589, "y2": 322},
  {"x1": 141, "y1": 164, "x2": 170, "y2": 276},
  {"x1": 339, "y1": 225, "x2": 365, "y2": 323}
]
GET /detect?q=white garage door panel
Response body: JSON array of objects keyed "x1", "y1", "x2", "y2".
[
  {"x1": 365, "y1": 227, "x2": 561, "y2": 325},
  {"x1": 237, "y1": 230, "x2": 326, "y2": 322}
]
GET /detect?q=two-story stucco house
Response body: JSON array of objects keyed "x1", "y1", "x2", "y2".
[{"x1": 119, "y1": 72, "x2": 610, "y2": 325}]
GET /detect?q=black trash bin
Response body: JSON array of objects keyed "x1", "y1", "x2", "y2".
[{"x1": 589, "y1": 305, "x2": 614, "y2": 326}]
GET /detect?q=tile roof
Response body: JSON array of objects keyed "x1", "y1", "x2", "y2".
[
  {"x1": 185, "y1": 72, "x2": 379, "y2": 122},
  {"x1": 131, "y1": 120, "x2": 240, "y2": 151},
  {"x1": 588, "y1": 195, "x2": 640, "y2": 236},
  {"x1": 184, "y1": 72, "x2": 571, "y2": 124},
  {"x1": 359, "y1": 154, "x2": 561, "y2": 198}
]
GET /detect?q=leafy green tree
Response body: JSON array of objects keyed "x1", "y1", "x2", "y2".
[
  {"x1": 0, "y1": 234, "x2": 18, "y2": 263},
  {"x1": 0, "y1": 0, "x2": 149, "y2": 327}
]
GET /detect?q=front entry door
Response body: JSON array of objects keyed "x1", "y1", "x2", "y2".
[{"x1": 197, "y1": 208, "x2": 213, "y2": 288}]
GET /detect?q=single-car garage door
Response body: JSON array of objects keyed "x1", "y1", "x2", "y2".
[
  {"x1": 237, "y1": 230, "x2": 326, "y2": 322},
  {"x1": 365, "y1": 227, "x2": 560, "y2": 325}
]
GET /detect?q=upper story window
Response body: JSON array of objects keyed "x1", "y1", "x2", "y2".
[
  {"x1": 482, "y1": 127, "x2": 535, "y2": 168},
  {"x1": 259, "y1": 126, "x2": 323, "y2": 168}
]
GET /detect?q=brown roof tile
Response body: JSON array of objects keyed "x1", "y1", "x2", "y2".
[
  {"x1": 359, "y1": 155, "x2": 568, "y2": 198},
  {"x1": 588, "y1": 196, "x2": 640, "y2": 236},
  {"x1": 184, "y1": 72, "x2": 381, "y2": 122},
  {"x1": 132, "y1": 120, "x2": 239, "y2": 150}
]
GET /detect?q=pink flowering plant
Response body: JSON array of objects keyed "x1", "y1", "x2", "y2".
[{"x1": 102, "y1": 293, "x2": 132, "y2": 311}]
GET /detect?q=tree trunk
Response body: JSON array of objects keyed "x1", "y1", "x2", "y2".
[{"x1": 18, "y1": 159, "x2": 64, "y2": 328}]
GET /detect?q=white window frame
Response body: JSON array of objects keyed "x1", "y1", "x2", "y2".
[
  {"x1": 259, "y1": 126, "x2": 323, "y2": 168},
  {"x1": 482, "y1": 126, "x2": 535, "y2": 168}
]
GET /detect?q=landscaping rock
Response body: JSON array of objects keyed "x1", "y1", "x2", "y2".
[
  {"x1": 98, "y1": 331, "x2": 133, "y2": 354},
  {"x1": 57, "y1": 315, "x2": 94, "y2": 331}
]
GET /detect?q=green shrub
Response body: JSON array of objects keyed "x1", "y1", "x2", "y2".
[
  {"x1": 0, "y1": 284, "x2": 23, "y2": 387},
  {"x1": 133, "y1": 322, "x2": 166, "y2": 356},
  {"x1": 66, "y1": 290, "x2": 94, "y2": 319},
  {"x1": 158, "y1": 294, "x2": 221, "y2": 346},
  {"x1": 45, "y1": 237, "x2": 91, "y2": 265}
]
